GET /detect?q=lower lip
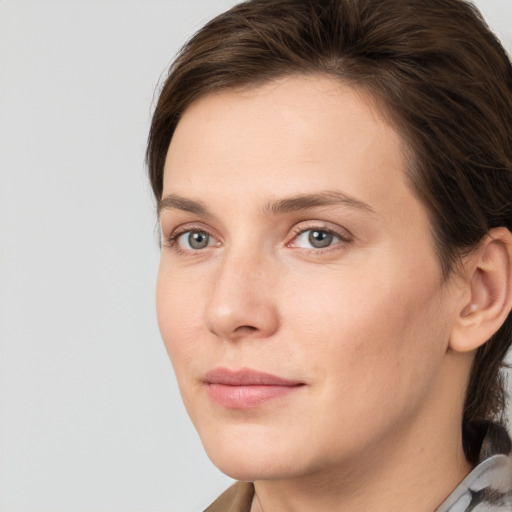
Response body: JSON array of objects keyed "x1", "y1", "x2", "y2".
[{"x1": 206, "y1": 383, "x2": 302, "y2": 409}]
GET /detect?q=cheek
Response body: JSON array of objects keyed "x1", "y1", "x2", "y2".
[
  {"x1": 285, "y1": 260, "x2": 448, "y2": 404},
  {"x1": 156, "y1": 263, "x2": 204, "y2": 371}
]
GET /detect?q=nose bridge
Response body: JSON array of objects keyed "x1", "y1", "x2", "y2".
[{"x1": 204, "y1": 241, "x2": 278, "y2": 340}]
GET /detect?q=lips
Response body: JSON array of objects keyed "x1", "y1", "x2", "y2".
[{"x1": 204, "y1": 367, "x2": 304, "y2": 409}]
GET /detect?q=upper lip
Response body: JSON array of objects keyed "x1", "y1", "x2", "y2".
[{"x1": 204, "y1": 367, "x2": 304, "y2": 386}]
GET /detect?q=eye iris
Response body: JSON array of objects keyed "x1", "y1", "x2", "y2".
[
  {"x1": 308, "y1": 230, "x2": 333, "y2": 248},
  {"x1": 188, "y1": 231, "x2": 209, "y2": 249}
]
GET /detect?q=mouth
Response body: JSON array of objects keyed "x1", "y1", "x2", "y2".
[{"x1": 203, "y1": 367, "x2": 305, "y2": 409}]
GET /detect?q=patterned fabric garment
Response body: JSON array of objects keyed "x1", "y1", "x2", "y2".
[
  {"x1": 436, "y1": 423, "x2": 512, "y2": 512},
  {"x1": 204, "y1": 423, "x2": 512, "y2": 512}
]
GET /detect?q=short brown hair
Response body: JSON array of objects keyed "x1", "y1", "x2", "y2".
[{"x1": 147, "y1": 0, "x2": 512, "y2": 463}]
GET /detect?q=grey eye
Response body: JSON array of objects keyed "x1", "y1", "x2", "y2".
[
  {"x1": 292, "y1": 228, "x2": 342, "y2": 250},
  {"x1": 308, "y1": 230, "x2": 333, "y2": 248},
  {"x1": 187, "y1": 231, "x2": 210, "y2": 249}
]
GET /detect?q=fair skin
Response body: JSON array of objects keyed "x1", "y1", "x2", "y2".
[{"x1": 156, "y1": 74, "x2": 511, "y2": 511}]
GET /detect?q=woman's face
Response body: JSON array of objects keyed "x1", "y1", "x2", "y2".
[{"x1": 156, "y1": 75, "x2": 464, "y2": 480}]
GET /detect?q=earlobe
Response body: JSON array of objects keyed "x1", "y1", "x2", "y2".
[{"x1": 449, "y1": 227, "x2": 512, "y2": 353}]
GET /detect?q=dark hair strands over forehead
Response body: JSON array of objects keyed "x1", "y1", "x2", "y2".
[{"x1": 147, "y1": 0, "x2": 512, "y2": 465}]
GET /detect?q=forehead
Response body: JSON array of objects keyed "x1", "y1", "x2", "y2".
[{"x1": 164, "y1": 75, "x2": 409, "y2": 201}]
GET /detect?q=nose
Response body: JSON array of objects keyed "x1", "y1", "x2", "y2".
[{"x1": 204, "y1": 251, "x2": 280, "y2": 341}]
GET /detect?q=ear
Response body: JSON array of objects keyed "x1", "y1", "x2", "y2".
[{"x1": 449, "y1": 227, "x2": 512, "y2": 353}]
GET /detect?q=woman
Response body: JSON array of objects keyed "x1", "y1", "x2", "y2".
[{"x1": 147, "y1": 0, "x2": 512, "y2": 510}]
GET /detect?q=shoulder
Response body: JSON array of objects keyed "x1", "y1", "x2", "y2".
[
  {"x1": 436, "y1": 423, "x2": 512, "y2": 512},
  {"x1": 203, "y1": 482, "x2": 255, "y2": 512}
]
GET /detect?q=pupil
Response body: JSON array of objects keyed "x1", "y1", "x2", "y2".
[
  {"x1": 189, "y1": 231, "x2": 209, "y2": 249},
  {"x1": 309, "y1": 230, "x2": 332, "y2": 248}
]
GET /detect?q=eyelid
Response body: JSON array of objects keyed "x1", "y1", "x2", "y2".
[
  {"x1": 162, "y1": 223, "x2": 221, "y2": 251},
  {"x1": 287, "y1": 222, "x2": 353, "y2": 249}
]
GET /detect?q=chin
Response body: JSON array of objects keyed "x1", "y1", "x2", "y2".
[
  {"x1": 199, "y1": 425, "x2": 307, "y2": 481},
  {"x1": 208, "y1": 450, "x2": 300, "y2": 482}
]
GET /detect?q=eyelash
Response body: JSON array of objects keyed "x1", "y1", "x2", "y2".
[
  {"x1": 163, "y1": 225, "x2": 216, "y2": 254},
  {"x1": 163, "y1": 224, "x2": 352, "y2": 254},
  {"x1": 288, "y1": 225, "x2": 352, "y2": 252}
]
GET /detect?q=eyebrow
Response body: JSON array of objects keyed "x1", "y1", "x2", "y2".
[
  {"x1": 157, "y1": 191, "x2": 376, "y2": 217},
  {"x1": 263, "y1": 191, "x2": 376, "y2": 216},
  {"x1": 157, "y1": 194, "x2": 210, "y2": 217}
]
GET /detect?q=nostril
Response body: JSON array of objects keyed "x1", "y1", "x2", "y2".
[{"x1": 235, "y1": 325, "x2": 258, "y2": 333}]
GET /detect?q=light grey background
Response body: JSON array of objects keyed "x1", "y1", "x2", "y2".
[{"x1": 0, "y1": 1, "x2": 510, "y2": 511}]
